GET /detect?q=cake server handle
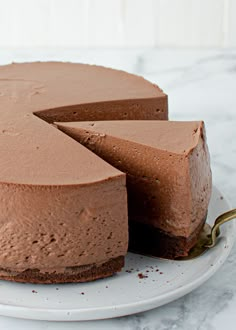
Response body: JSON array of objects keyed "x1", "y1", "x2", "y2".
[{"x1": 205, "y1": 208, "x2": 236, "y2": 248}]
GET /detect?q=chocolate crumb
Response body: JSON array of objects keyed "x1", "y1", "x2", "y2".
[
  {"x1": 138, "y1": 273, "x2": 148, "y2": 279},
  {"x1": 81, "y1": 292, "x2": 85, "y2": 295},
  {"x1": 159, "y1": 272, "x2": 163, "y2": 274},
  {"x1": 32, "y1": 290, "x2": 37, "y2": 293},
  {"x1": 56, "y1": 288, "x2": 59, "y2": 290},
  {"x1": 105, "y1": 286, "x2": 108, "y2": 288},
  {"x1": 156, "y1": 269, "x2": 159, "y2": 272},
  {"x1": 220, "y1": 196, "x2": 224, "y2": 200}
]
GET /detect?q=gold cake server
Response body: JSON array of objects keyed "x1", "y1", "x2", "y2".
[{"x1": 177, "y1": 208, "x2": 236, "y2": 260}]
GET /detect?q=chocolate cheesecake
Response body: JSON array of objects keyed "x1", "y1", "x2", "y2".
[
  {"x1": 55, "y1": 120, "x2": 212, "y2": 258},
  {"x1": 0, "y1": 62, "x2": 168, "y2": 283}
]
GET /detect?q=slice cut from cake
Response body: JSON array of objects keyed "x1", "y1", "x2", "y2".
[{"x1": 56, "y1": 120, "x2": 212, "y2": 258}]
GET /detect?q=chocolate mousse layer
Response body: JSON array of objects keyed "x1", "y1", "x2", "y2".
[
  {"x1": 56, "y1": 120, "x2": 212, "y2": 258},
  {"x1": 0, "y1": 62, "x2": 168, "y2": 283},
  {"x1": 0, "y1": 175, "x2": 127, "y2": 275}
]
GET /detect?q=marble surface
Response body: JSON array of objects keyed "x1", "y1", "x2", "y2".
[{"x1": 0, "y1": 48, "x2": 236, "y2": 330}]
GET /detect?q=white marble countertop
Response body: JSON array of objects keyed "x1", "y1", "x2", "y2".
[{"x1": 0, "y1": 48, "x2": 235, "y2": 330}]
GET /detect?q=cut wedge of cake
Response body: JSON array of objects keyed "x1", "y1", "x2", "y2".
[{"x1": 56, "y1": 120, "x2": 212, "y2": 258}]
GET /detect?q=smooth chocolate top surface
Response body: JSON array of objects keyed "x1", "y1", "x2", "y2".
[
  {"x1": 0, "y1": 62, "x2": 165, "y2": 185},
  {"x1": 56, "y1": 120, "x2": 204, "y2": 154},
  {"x1": 0, "y1": 62, "x2": 164, "y2": 111}
]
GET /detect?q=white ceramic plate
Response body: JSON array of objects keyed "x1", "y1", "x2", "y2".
[{"x1": 0, "y1": 186, "x2": 234, "y2": 321}]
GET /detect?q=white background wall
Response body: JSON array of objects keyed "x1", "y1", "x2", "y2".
[{"x1": 0, "y1": 0, "x2": 235, "y2": 48}]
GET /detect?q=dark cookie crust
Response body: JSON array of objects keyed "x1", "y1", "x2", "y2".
[{"x1": 0, "y1": 256, "x2": 124, "y2": 284}]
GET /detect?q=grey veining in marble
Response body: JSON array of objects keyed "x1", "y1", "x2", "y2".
[{"x1": 0, "y1": 48, "x2": 235, "y2": 330}]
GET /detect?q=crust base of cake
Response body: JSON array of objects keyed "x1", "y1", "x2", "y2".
[
  {"x1": 0, "y1": 256, "x2": 124, "y2": 284},
  {"x1": 128, "y1": 214, "x2": 207, "y2": 259}
]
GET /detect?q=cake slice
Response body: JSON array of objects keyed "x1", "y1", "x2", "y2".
[{"x1": 56, "y1": 120, "x2": 212, "y2": 258}]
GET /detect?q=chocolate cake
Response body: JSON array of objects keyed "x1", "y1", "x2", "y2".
[
  {"x1": 0, "y1": 62, "x2": 168, "y2": 283},
  {"x1": 55, "y1": 120, "x2": 212, "y2": 258}
]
